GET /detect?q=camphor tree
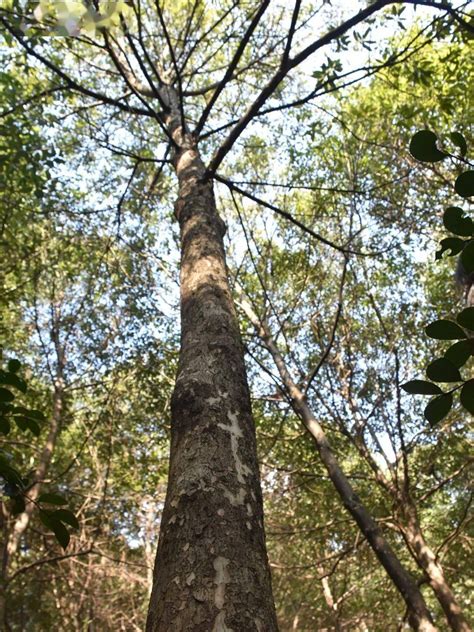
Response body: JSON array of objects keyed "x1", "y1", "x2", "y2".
[{"x1": 0, "y1": 1, "x2": 472, "y2": 631}]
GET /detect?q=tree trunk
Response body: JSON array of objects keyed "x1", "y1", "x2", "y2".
[
  {"x1": 146, "y1": 139, "x2": 278, "y2": 631},
  {"x1": 401, "y1": 503, "x2": 471, "y2": 632}
]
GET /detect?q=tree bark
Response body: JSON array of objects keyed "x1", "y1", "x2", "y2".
[{"x1": 146, "y1": 137, "x2": 278, "y2": 630}]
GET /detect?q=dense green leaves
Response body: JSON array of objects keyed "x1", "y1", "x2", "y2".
[
  {"x1": 0, "y1": 368, "x2": 42, "y2": 437},
  {"x1": 0, "y1": 360, "x2": 78, "y2": 548},
  {"x1": 0, "y1": 6, "x2": 472, "y2": 629},
  {"x1": 406, "y1": 125, "x2": 472, "y2": 431},
  {"x1": 0, "y1": 417, "x2": 10, "y2": 434},
  {"x1": 0, "y1": 372, "x2": 27, "y2": 393},
  {"x1": 39, "y1": 507, "x2": 79, "y2": 549}
]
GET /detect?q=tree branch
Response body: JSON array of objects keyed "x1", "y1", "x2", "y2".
[{"x1": 194, "y1": 0, "x2": 270, "y2": 136}]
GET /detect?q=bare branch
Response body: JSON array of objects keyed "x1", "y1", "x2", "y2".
[
  {"x1": 0, "y1": 17, "x2": 156, "y2": 119},
  {"x1": 216, "y1": 175, "x2": 372, "y2": 256},
  {"x1": 281, "y1": 0, "x2": 302, "y2": 66},
  {"x1": 194, "y1": 0, "x2": 270, "y2": 136}
]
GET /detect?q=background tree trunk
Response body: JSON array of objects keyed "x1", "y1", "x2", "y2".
[{"x1": 401, "y1": 502, "x2": 471, "y2": 632}]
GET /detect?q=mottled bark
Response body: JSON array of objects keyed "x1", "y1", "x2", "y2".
[
  {"x1": 146, "y1": 134, "x2": 277, "y2": 630},
  {"x1": 239, "y1": 298, "x2": 437, "y2": 632}
]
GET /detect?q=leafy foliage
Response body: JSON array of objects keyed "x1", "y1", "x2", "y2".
[
  {"x1": 403, "y1": 130, "x2": 473, "y2": 424},
  {"x1": 0, "y1": 360, "x2": 77, "y2": 548}
]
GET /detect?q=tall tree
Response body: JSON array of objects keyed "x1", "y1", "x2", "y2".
[{"x1": 0, "y1": 1, "x2": 471, "y2": 630}]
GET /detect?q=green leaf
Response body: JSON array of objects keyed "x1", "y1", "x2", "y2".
[
  {"x1": 51, "y1": 520, "x2": 70, "y2": 550},
  {"x1": 460, "y1": 380, "x2": 474, "y2": 414},
  {"x1": 424, "y1": 393, "x2": 453, "y2": 425},
  {"x1": 11, "y1": 406, "x2": 30, "y2": 415},
  {"x1": 401, "y1": 380, "x2": 442, "y2": 395},
  {"x1": 445, "y1": 339, "x2": 474, "y2": 368},
  {"x1": 425, "y1": 319, "x2": 466, "y2": 340},
  {"x1": 40, "y1": 510, "x2": 71, "y2": 550},
  {"x1": 455, "y1": 171, "x2": 474, "y2": 198},
  {"x1": 0, "y1": 462, "x2": 23, "y2": 487},
  {"x1": 460, "y1": 240, "x2": 474, "y2": 274},
  {"x1": 0, "y1": 388, "x2": 14, "y2": 403},
  {"x1": 0, "y1": 417, "x2": 10, "y2": 435},
  {"x1": 38, "y1": 493, "x2": 68, "y2": 506},
  {"x1": 426, "y1": 358, "x2": 461, "y2": 382},
  {"x1": 443, "y1": 207, "x2": 473, "y2": 237},
  {"x1": 11, "y1": 495, "x2": 25, "y2": 515},
  {"x1": 450, "y1": 131, "x2": 467, "y2": 157},
  {"x1": 7, "y1": 359, "x2": 21, "y2": 374},
  {"x1": 457, "y1": 307, "x2": 474, "y2": 331},
  {"x1": 13, "y1": 417, "x2": 29, "y2": 432},
  {"x1": 39, "y1": 510, "x2": 55, "y2": 530},
  {"x1": 26, "y1": 418, "x2": 41, "y2": 437},
  {"x1": 435, "y1": 238, "x2": 465, "y2": 260},
  {"x1": 23, "y1": 409, "x2": 45, "y2": 422},
  {"x1": 12, "y1": 408, "x2": 45, "y2": 423},
  {"x1": 409, "y1": 130, "x2": 448, "y2": 162},
  {"x1": 52, "y1": 509, "x2": 79, "y2": 529},
  {"x1": 0, "y1": 372, "x2": 27, "y2": 393}
]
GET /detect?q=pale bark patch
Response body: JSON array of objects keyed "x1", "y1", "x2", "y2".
[
  {"x1": 207, "y1": 389, "x2": 229, "y2": 407},
  {"x1": 213, "y1": 556, "x2": 230, "y2": 609},
  {"x1": 212, "y1": 610, "x2": 234, "y2": 632},
  {"x1": 223, "y1": 487, "x2": 246, "y2": 506},
  {"x1": 218, "y1": 410, "x2": 252, "y2": 484}
]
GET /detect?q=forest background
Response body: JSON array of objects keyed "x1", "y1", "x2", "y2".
[{"x1": 0, "y1": 1, "x2": 472, "y2": 631}]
